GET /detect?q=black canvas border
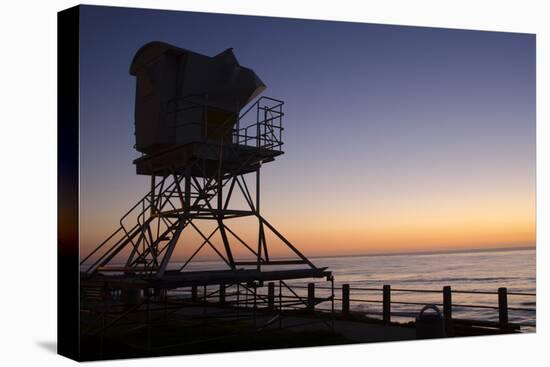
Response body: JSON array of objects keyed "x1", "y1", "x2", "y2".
[{"x1": 57, "y1": 5, "x2": 80, "y2": 361}]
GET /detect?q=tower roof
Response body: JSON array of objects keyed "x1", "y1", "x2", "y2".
[{"x1": 130, "y1": 41, "x2": 266, "y2": 110}]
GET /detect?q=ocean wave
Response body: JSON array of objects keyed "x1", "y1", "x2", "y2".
[
  {"x1": 521, "y1": 301, "x2": 536, "y2": 306},
  {"x1": 368, "y1": 276, "x2": 518, "y2": 284}
]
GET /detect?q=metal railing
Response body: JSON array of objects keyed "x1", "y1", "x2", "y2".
[
  {"x1": 290, "y1": 283, "x2": 536, "y2": 332},
  {"x1": 80, "y1": 279, "x2": 336, "y2": 346},
  {"x1": 84, "y1": 280, "x2": 535, "y2": 332},
  {"x1": 165, "y1": 95, "x2": 284, "y2": 151},
  {"x1": 79, "y1": 278, "x2": 535, "y2": 360},
  {"x1": 233, "y1": 97, "x2": 284, "y2": 150}
]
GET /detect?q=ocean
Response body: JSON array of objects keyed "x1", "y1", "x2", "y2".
[{"x1": 171, "y1": 247, "x2": 536, "y2": 331}]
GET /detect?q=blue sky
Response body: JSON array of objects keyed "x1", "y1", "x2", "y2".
[{"x1": 79, "y1": 5, "x2": 535, "y2": 256}]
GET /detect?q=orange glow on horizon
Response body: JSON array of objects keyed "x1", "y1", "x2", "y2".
[
  {"x1": 79, "y1": 191, "x2": 535, "y2": 261},
  {"x1": 79, "y1": 158, "x2": 535, "y2": 262}
]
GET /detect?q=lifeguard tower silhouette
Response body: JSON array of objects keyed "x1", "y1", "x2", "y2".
[{"x1": 81, "y1": 42, "x2": 331, "y2": 289}]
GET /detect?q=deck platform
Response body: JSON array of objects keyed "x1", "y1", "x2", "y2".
[
  {"x1": 134, "y1": 141, "x2": 284, "y2": 177},
  {"x1": 82, "y1": 267, "x2": 332, "y2": 289}
]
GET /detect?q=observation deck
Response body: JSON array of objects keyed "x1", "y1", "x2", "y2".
[{"x1": 134, "y1": 96, "x2": 285, "y2": 178}]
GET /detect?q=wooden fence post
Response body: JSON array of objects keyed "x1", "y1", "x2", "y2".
[
  {"x1": 219, "y1": 284, "x2": 226, "y2": 304},
  {"x1": 383, "y1": 285, "x2": 391, "y2": 324},
  {"x1": 443, "y1": 286, "x2": 452, "y2": 335},
  {"x1": 191, "y1": 285, "x2": 198, "y2": 302},
  {"x1": 498, "y1": 287, "x2": 508, "y2": 329},
  {"x1": 342, "y1": 284, "x2": 350, "y2": 317},
  {"x1": 268, "y1": 282, "x2": 275, "y2": 309},
  {"x1": 307, "y1": 283, "x2": 315, "y2": 312}
]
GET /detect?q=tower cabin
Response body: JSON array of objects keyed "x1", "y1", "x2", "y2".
[{"x1": 130, "y1": 42, "x2": 284, "y2": 178}]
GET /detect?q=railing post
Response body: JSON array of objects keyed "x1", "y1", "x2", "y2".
[
  {"x1": 256, "y1": 108, "x2": 261, "y2": 148},
  {"x1": 443, "y1": 286, "x2": 452, "y2": 335},
  {"x1": 191, "y1": 285, "x2": 198, "y2": 302},
  {"x1": 279, "y1": 281, "x2": 283, "y2": 329},
  {"x1": 307, "y1": 283, "x2": 315, "y2": 312},
  {"x1": 498, "y1": 287, "x2": 509, "y2": 329},
  {"x1": 268, "y1": 282, "x2": 275, "y2": 310},
  {"x1": 219, "y1": 284, "x2": 226, "y2": 304},
  {"x1": 342, "y1": 284, "x2": 350, "y2": 317},
  {"x1": 383, "y1": 285, "x2": 391, "y2": 324},
  {"x1": 154, "y1": 287, "x2": 166, "y2": 301}
]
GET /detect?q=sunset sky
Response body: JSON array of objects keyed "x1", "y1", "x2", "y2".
[{"x1": 79, "y1": 6, "x2": 535, "y2": 260}]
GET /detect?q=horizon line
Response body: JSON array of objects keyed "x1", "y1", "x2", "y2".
[
  {"x1": 307, "y1": 244, "x2": 536, "y2": 260},
  {"x1": 80, "y1": 245, "x2": 535, "y2": 267},
  {"x1": 153, "y1": 244, "x2": 537, "y2": 265}
]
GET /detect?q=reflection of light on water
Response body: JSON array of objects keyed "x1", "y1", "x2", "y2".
[{"x1": 304, "y1": 248, "x2": 536, "y2": 331}]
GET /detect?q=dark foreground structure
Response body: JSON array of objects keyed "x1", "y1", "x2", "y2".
[
  {"x1": 79, "y1": 279, "x2": 533, "y2": 360},
  {"x1": 79, "y1": 42, "x2": 335, "y2": 360}
]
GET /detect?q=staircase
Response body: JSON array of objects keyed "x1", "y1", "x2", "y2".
[{"x1": 80, "y1": 175, "x2": 221, "y2": 278}]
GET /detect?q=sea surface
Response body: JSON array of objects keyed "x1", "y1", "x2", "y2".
[{"x1": 171, "y1": 247, "x2": 536, "y2": 331}]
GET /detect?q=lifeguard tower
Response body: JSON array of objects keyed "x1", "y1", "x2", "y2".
[
  {"x1": 81, "y1": 41, "x2": 331, "y2": 288},
  {"x1": 80, "y1": 44, "x2": 334, "y2": 351}
]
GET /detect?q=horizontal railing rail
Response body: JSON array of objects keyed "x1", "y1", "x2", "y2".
[
  {"x1": 161, "y1": 282, "x2": 535, "y2": 331},
  {"x1": 300, "y1": 283, "x2": 534, "y2": 331},
  {"x1": 80, "y1": 279, "x2": 535, "y2": 352},
  {"x1": 233, "y1": 97, "x2": 284, "y2": 150},
  {"x1": 165, "y1": 94, "x2": 285, "y2": 151},
  {"x1": 82, "y1": 269, "x2": 535, "y2": 334}
]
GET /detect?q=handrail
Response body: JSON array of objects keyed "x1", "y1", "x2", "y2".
[
  {"x1": 82, "y1": 168, "x2": 230, "y2": 274},
  {"x1": 80, "y1": 177, "x2": 168, "y2": 268},
  {"x1": 263, "y1": 282, "x2": 535, "y2": 330},
  {"x1": 165, "y1": 94, "x2": 285, "y2": 151},
  {"x1": 238, "y1": 96, "x2": 283, "y2": 120},
  {"x1": 160, "y1": 282, "x2": 535, "y2": 329},
  {"x1": 233, "y1": 97, "x2": 284, "y2": 150}
]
